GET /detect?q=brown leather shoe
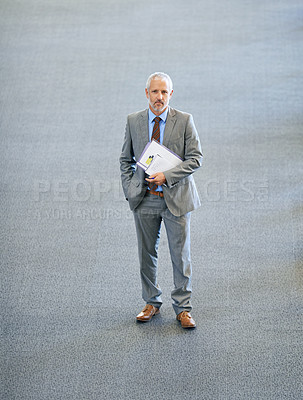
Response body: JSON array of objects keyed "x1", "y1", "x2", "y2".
[
  {"x1": 176, "y1": 311, "x2": 196, "y2": 328},
  {"x1": 136, "y1": 304, "x2": 160, "y2": 322}
]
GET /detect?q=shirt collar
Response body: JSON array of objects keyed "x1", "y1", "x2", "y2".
[{"x1": 148, "y1": 107, "x2": 169, "y2": 123}]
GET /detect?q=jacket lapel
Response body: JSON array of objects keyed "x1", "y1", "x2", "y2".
[
  {"x1": 163, "y1": 107, "x2": 177, "y2": 147},
  {"x1": 137, "y1": 109, "x2": 149, "y2": 151}
]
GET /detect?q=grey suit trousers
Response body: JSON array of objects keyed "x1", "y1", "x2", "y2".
[{"x1": 133, "y1": 192, "x2": 192, "y2": 315}]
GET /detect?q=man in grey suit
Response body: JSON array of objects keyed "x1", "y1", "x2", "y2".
[{"x1": 120, "y1": 72, "x2": 202, "y2": 328}]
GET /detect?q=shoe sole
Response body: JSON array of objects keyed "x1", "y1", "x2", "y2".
[{"x1": 180, "y1": 324, "x2": 196, "y2": 329}]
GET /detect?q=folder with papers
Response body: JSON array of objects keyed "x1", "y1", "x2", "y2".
[{"x1": 137, "y1": 140, "x2": 183, "y2": 176}]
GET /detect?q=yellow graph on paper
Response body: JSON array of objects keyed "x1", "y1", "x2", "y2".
[{"x1": 145, "y1": 155, "x2": 154, "y2": 166}]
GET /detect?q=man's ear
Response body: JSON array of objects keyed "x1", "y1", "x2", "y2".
[
  {"x1": 170, "y1": 89, "x2": 174, "y2": 98},
  {"x1": 145, "y1": 88, "x2": 149, "y2": 99}
]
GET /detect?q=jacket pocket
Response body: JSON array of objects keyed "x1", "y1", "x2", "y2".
[{"x1": 127, "y1": 177, "x2": 146, "y2": 199}]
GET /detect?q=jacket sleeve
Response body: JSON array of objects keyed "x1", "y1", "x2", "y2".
[
  {"x1": 164, "y1": 114, "x2": 203, "y2": 188},
  {"x1": 119, "y1": 116, "x2": 136, "y2": 199}
]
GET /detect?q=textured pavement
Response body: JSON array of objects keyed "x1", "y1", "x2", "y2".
[{"x1": 1, "y1": 1, "x2": 302, "y2": 399}]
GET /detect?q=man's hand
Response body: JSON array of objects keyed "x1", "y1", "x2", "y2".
[{"x1": 145, "y1": 172, "x2": 166, "y2": 186}]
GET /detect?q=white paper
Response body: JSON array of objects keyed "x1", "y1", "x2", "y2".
[
  {"x1": 145, "y1": 154, "x2": 177, "y2": 175},
  {"x1": 137, "y1": 140, "x2": 182, "y2": 174}
]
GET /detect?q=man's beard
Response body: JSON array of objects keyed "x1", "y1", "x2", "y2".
[{"x1": 150, "y1": 100, "x2": 166, "y2": 113}]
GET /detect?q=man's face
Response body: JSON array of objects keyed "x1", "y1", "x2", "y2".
[{"x1": 145, "y1": 78, "x2": 173, "y2": 115}]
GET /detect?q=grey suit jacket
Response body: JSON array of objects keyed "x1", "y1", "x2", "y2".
[{"x1": 119, "y1": 107, "x2": 203, "y2": 217}]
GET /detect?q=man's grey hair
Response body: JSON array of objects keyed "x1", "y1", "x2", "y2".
[{"x1": 146, "y1": 72, "x2": 173, "y2": 92}]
